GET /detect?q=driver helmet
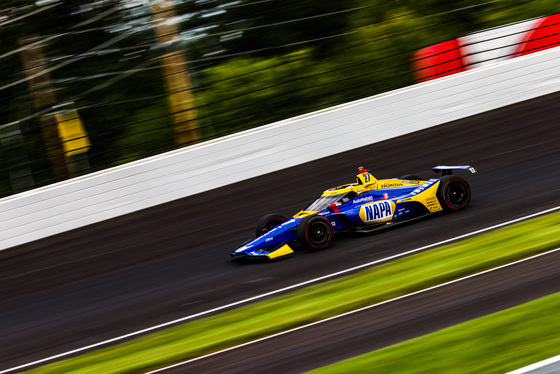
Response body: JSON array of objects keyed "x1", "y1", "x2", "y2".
[{"x1": 356, "y1": 166, "x2": 377, "y2": 187}]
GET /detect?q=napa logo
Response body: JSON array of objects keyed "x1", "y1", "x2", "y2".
[{"x1": 359, "y1": 201, "x2": 395, "y2": 222}]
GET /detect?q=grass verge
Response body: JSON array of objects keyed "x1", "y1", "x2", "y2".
[
  {"x1": 308, "y1": 291, "x2": 560, "y2": 374},
  {"x1": 27, "y1": 211, "x2": 560, "y2": 374}
]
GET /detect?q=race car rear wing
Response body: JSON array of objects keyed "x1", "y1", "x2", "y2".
[{"x1": 432, "y1": 165, "x2": 476, "y2": 176}]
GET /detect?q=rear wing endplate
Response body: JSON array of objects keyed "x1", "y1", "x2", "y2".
[{"x1": 433, "y1": 165, "x2": 476, "y2": 176}]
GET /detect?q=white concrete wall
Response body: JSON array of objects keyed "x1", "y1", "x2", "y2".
[{"x1": 2, "y1": 47, "x2": 560, "y2": 251}]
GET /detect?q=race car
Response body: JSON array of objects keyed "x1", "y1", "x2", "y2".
[{"x1": 230, "y1": 165, "x2": 476, "y2": 260}]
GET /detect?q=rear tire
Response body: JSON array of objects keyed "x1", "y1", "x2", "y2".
[
  {"x1": 297, "y1": 215, "x2": 334, "y2": 250},
  {"x1": 436, "y1": 176, "x2": 471, "y2": 211},
  {"x1": 256, "y1": 214, "x2": 287, "y2": 237}
]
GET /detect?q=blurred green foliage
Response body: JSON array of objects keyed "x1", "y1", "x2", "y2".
[
  {"x1": 0, "y1": 0, "x2": 558, "y2": 196},
  {"x1": 193, "y1": 0, "x2": 559, "y2": 139}
]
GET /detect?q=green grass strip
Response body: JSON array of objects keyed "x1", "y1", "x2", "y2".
[
  {"x1": 308, "y1": 291, "x2": 560, "y2": 374},
  {"x1": 27, "y1": 211, "x2": 560, "y2": 374}
]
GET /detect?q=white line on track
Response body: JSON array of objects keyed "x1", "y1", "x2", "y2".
[
  {"x1": 147, "y1": 246, "x2": 560, "y2": 373},
  {"x1": 1, "y1": 206, "x2": 559, "y2": 374},
  {"x1": 507, "y1": 354, "x2": 560, "y2": 374}
]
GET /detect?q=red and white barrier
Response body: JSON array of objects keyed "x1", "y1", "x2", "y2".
[{"x1": 414, "y1": 13, "x2": 560, "y2": 82}]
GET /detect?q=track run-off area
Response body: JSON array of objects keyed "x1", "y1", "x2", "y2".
[
  {"x1": 145, "y1": 246, "x2": 560, "y2": 374},
  {"x1": 1, "y1": 91, "x2": 559, "y2": 372}
]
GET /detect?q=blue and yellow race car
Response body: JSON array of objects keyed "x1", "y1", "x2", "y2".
[{"x1": 231, "y1": 165, "x2": 476, "y2": 260}]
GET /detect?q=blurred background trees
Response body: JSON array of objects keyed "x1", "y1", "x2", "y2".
[{"x1": 0, "y1": 0, "x2": 557, "y2": 197}]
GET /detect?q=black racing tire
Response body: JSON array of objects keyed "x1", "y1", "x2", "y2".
[
  {"x1": 399, "y1": 174, "x2": 424, "y2": 181},
  {"x1": 255, "y1": 213, "x2": 287, "y2": 237},
  {"x1": 297, "y1": 215, "x2": 334, "y2": 250},
  {"x1": 436, "y1": 175, "x2": 471, "y2": 212}
]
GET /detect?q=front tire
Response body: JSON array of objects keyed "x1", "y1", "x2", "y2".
[
  {"x1": 437, "y1": 176, "x2": 471, "y2": 211},
  {"x1": 256, "y1": 214, "x2": 287, "y2": 237},
  {"x1": 297, "y1": 215, "x2": 334, "y2": 250}
]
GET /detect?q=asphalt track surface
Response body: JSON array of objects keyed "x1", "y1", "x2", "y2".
[
  {"x1": 1, "y1": 91, "x2": 560, "y2": 372},
  {"x1": 158, "y1": 250, "x2": 560, "y2": 374}
]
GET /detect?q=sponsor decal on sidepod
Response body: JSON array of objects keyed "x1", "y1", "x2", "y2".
[
  {"x1": 360, "y1": 201, "x2": 394, "y2": 222},
  {"x1": 353, "y1": 196, "x2": 374, "y2": 204}
]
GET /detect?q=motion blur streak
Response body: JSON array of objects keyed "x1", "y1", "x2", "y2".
[
  {"x1": 1, "y1": 206, "x2": 558, "y2": 374},
  {"x1": 145, "y1": 247, "x2": 560, "y2": 374},
  {"x1": 1, "y1": 0, "x2": 554, "y2": 197}
]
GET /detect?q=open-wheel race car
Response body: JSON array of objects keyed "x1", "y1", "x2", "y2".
[{"x1": 231, "y1": 165, "x2": 476, "y2": 260}]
